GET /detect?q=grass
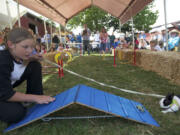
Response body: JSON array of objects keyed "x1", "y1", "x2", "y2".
[{"x1": 1, "y1": 55, "x2": 180, "y2": 135}]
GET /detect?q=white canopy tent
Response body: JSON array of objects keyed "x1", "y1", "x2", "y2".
[
  {"x1": 0, "y1": 0, "x2": 27, "y2": 31},
  {"x1": 13, "y1": 0, "x2": 153, "y2": 26}
]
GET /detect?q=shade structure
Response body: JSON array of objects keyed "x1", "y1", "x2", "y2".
[
  {"x1": 4, "y1": 84, "x2": 159, "y2": 133},
  {"x1": 14, "y1": 0, "x2": 153, "y2": 26}
]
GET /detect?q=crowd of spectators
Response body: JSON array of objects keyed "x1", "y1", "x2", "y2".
[{"x1": 1, "y1": 22, "x2": 180, "y2": 56}]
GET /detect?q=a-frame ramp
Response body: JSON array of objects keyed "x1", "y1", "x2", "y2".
[{"x1": 4, "y1": 84, "x2": 159, "y2": 132}]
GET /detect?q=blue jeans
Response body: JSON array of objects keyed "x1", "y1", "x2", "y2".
[{"x1": 100, "y1": 43, "x2": 106, "y2": 52}]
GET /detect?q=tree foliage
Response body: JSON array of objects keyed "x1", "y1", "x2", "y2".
[
  {"x1": 67, "y1": 3, "x2": 158, "y2": 33},
  {"x1": 67, "y1": 6, "x2": 107, "y2": 32}
]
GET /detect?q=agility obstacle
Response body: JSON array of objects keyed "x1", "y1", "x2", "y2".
[
  {"x1": 42, "y1": 52, "x2": 71, "y2": 76},
  {"x1": 4, "y1": 84, "x2": 159, "y2": 133}
]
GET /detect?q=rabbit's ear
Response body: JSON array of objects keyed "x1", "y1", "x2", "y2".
[{"x1": 166, "y1": 93, "x2": 174, "y2": 100}]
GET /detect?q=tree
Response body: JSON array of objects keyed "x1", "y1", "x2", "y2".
[
  {"x1": 133, "y1": 4, "x2": 158, "y2": 32},
  {"x1": 67, "y1": 3, "x2": 158, "y2": 33},
  {"x1": 67, "y1": 6, "x2": 107, "y2": 32}
]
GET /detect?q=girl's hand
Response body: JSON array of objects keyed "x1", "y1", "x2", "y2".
[
  {"x1": 29, "y1": 53, "x2": 43, "y2": 61},
  {"x1": 34, "y1": 95, "x2": 55, "y2": 104}
]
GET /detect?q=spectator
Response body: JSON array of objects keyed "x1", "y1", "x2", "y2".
[
  {"x1": 125, "y1": 32, "x2": 131, "y2": 46},
  {"x1": 76, "y1": 33, "x2": 82, "y2": 49},
  {"x1": 40, "y1": 43, "x2": 47, "y2": 54},
  {"x1": 110, "y1": 32, "x2": 115, "y2": 48},
  {"x1": 139, "y1": 38, "x2": 147, "y2": 49},
  {"x1": 100, "y1": 27, "x2": 108, "y2": 53},
  {"x1": 113, "y1": 38, "x2": 120, "y2": 49},
  {"x1": 82, "y1": 24, "x2": 91, "y2": 55},
  {"x1": 134, "y1": 37, "x2": 139, "y2": 49},
  {"x1": 161, "y1": 30, "x2": 169, "y2": 48},
  {"x1": 52, "y1": 34, "x2": 60, "y2": 50},
  {"x1": 93, "y1": 31, "x2": 100, "y2": 52},
  {"x1": 139, "y1": 31, "x2": 146, "y2": 40},
  {"x1": 159, "y1": 41, "x2": 164, "y2": 51},
  {"x1": 76, "y1": 33, "x2": 82, "y2": 43},
  {"x1": 168, "y1": 29, "x2": 180, "y2": 51},
  {"x1": 57, "y1": 43, "x2": 64, "y2": 52},
  {"x1": 48, "y1": 44, "x2": 56, "y2": 52},
  {"x1": 150, "y1": 40, "x2": 162, "y2": 51},
  {"x1": 36, "y1": 34, "x2": 41, "y2": 44},
  {"x1": 44, "y1": 32, "x2": 51, "y2": 45},
  {"x1": 150, "y1": 40, "x2": 157, "y2": 51},
  {"x1": 35, "y1": 44, "x2": 41, "y2": 53}
]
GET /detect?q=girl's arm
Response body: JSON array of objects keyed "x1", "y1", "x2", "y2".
[{"x1": 8, "y1": 91, "x2": 55, "y2": 104}]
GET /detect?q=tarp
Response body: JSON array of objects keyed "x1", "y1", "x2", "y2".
[{"x1": 14, "y1": 0, "x2": 153, "y2": 26}]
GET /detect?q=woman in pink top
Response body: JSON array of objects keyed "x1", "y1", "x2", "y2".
[{"x1": 100, "y1": 27, "x2": 108, "y2": 53}]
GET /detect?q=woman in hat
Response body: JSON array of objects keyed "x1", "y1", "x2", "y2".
[{"x1": 168, "y1": 29, "x2": 180, "y2": 51}]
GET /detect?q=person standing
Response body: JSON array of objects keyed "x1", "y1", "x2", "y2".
[
  {"x1": 110, "y1": 32, "x2": 115, "y2": 48},
  {"x1": 94, "y1": 31, "x2": 100, "y2": 52},
  {"x1": 100, "y1": 27, "x2": 108, "y2": 53},
  {"x1": 52, "y1": 34, "x2": 60, "y2": 50},
  {"x1": 82, "y1": 24, "x2": 91, "y2": 55},
  {"x1": 76, "y1": 33, "x2": 82, "y2": 49}
]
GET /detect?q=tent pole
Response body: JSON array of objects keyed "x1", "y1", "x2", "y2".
[
  {"x1": 65, "y1": 25, "x2": 67, "y2": 45},
  {"x1": 163, "y1": 0, "x2": 168, "y2": 51},
  {"x1": 131, "y1": 17, "x2": 136, "y2": 66},
  {"x1": 59, "y1": 24, "x2": 61, "y2": 43},
  {"x1": 43, "y1": 19, "x2": 49, "y2": 50},
  {"x1": 16, "y1": 0, "x2": 21, "y2": 27},
  {"x1": 119, "y1": 19, "x2": 121, "y2": 33},
  {"x1": 50, "y1": 21, "x2": 53, "y2": 45},
  {"x1": 6, "y1": 0, "x2": 12, "y2": 29},
  {"x1": 131, "y1": 18, "x2": 135, "y2": 49}
]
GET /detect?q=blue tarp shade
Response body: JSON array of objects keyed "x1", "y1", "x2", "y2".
[{"x1": 4, "y1": 84, "x2": 159, "y2": 132}]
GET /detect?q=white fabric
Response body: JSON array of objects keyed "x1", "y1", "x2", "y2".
[
  {"x1": 0, "y1": 45, "x2": 6, "y2": 50},
  {"x1": 174, "y1": 96, "x2": 180, "y2": 107},
  {"x1": 154, "y1": 45, "x2": 162, "y2": 51},
  {"x1": 0, "y1": 0, "x2": 26, "y2": 31},
  {"x1": 94, "y1": 33, "x2": 100, "y2": 42},
  {"x1": 10, "y1": 61, "x2": 26, "y2": 85}
]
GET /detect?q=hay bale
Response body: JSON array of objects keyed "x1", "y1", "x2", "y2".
[
  {"x1": 116, "y1": 49, "x2": 141, "y2": 65},
  {"x1": 120, "y1": 49, "x2": 133, "y2": 61},
  {"x1": 120, "y1": 49, "x2": 180, "y2": 85},
  {"x1": 41, "y1": 52, "x2": 57, "y2": 66}
]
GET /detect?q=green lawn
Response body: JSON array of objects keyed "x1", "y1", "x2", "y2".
[{"x1": 1, "y1": 55, "x2": 180, "y2": 135}]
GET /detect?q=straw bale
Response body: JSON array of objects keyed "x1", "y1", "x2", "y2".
[
  {"x1": 119, "y1": 49, "x2": 133, "y2": 61},
  {"x1": 119, "y1": 49, "x2": 180, "y2": 85},
  {"x1": 116, "y1": 49, "x2": 141, "y2": 64},
  {"x1": 41, "y1": 52, "x2": 57, "y2": 66}
]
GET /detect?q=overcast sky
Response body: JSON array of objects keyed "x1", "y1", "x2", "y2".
[{"x1": 153, "y1": 0, "x2": 180, "y2": 27}]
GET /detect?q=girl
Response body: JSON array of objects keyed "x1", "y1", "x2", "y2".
[{"x1": 0, "y1": 28, "x2": 55, "y2": 124}]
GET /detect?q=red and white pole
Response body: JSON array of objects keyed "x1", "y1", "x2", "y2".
[
  {"x1": 61, "y1": 59, "x2": 64, "y2": 77},
  {"x1": 113, "y1": 48, "x2": 116, "y2": 67},
  {"x1": 58, "y1": 59, "x2": 61, "y2": 78},
  {"x1": 133, "y1": 47, "x2": 136, "y2": 66}
]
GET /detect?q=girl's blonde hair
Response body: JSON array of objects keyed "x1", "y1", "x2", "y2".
[{"x1": 7, "y1": 27, "x2": 33, "y2": 44}]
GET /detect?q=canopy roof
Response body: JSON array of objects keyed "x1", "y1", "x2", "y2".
[{"x1": 15, "y1": 0, "x2": 153, "y2": 26}]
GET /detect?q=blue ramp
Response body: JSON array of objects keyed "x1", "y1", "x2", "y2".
[{"x1": 4, "y1": 84, "x2": 159, "y2": 132}]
